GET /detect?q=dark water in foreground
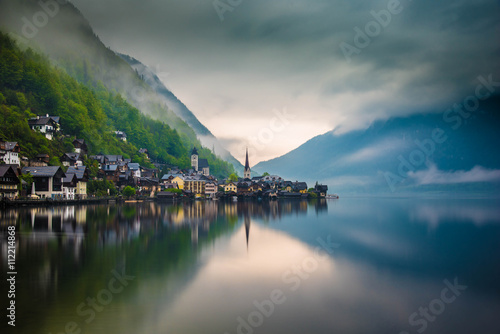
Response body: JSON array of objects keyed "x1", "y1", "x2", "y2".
[{"x1": 1, "y1": 198, "x2": 500, "y2": 334}]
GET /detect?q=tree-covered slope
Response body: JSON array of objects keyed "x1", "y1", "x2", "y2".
[
  {"x1": 0, "y1": 32, "x2": 187, "y2": 166},
  {"x1": 0, "y1": 32, "x2": 235, "y2": 178},
  {"x1": 0, "y1": 0, "x2": 239, "y2": 175}
]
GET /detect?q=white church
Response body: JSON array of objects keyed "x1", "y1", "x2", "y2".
[{"x1": 191, "y1": 147, "x2": 210, "y2": 176}]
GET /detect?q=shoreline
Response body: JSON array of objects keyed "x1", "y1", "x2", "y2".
[
  {"x1": 1, "y1": 195, "x2": 334, "y2": 209},
  {"x1": 0, "y1": 197, "x2": 123, "y2": 209}
]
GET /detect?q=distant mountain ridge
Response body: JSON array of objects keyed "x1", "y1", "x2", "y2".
[
  {"x1": 118, "y1": 54, "x2": 212, "y2": 137},
  {"x1": 118, "y1": 53, "x2": 243, "y2": 173},
  {"x1": 254, "y1": 96, "x2": 500, "y2": 195}
]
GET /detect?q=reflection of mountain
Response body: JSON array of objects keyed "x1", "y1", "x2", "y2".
[
  {"x1": 3, "y1": 200, "x2": 329, "y2": 333},
  {"x1": 150, "y1": 222, "x2": 338, "y2": 334},
  {"x1": 0, "y1": 203, "x2": 234, "y2": 333},
  {"x1": 141, "y1": 220, "x2": 493, "y2": 334},
  {"x1": 11, "y1": 196, "x2": 498, "y2": 286},
  {"x1": 2, "y1": 199, "x2": 499, "y2": 333},
  {"x1": 266, "y1": 198, "x2": 500, "y2": 295},
  {"x1": 410, "y1": 201, "x2": 500, "y2": 227},
  {"x1": 7, "y1": 200, "x2": 328, "y2": 250}
]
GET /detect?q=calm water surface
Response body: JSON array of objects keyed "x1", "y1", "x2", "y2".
[{"x1": 1, "y1": 198, "x2": 499, "y2": 334}]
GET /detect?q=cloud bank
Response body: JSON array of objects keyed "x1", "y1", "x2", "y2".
[
  {"x1": 56, "y1": 0, "x2": 500, "y2": 162},
  {"x1": 409, "y1": 164, "x2": 500, "y2": 185}
]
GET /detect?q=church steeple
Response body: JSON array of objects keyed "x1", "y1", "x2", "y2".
[
  {"x1": 245, "y1": 148, "x2": 250, "y2": 170},
  {"x1": 244, "y1": 147, "x2": 251, "y2": 179}
]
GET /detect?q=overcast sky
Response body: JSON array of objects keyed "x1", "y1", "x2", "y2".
[{"x1": 71, "y1": 0, "x2": 499, "y2": 164}]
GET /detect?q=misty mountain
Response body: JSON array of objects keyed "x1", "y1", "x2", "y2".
[
  {"x1": 118, "y1": 53, "x2": 243, "y2": 173},
  {"x1": 0, "y1": 0, "x2": 241, "y2": 171},
  {"x1": 254, "y1": 96, "x2": 500, "y2": 196},
  {"x1": 0, "y1": 31, "x2": 193, "y2": 171},
  {"x1": 0, "y1": 0, "x2": 193, "y2": 137}
]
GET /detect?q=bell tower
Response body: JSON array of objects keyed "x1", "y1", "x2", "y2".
[{"x1": 191, "y1": 147, "x2": 199, "y2": 171}]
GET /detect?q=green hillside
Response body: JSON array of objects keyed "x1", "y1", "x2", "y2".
[{"x1": 0, "y1": 32, "x2": 235, "y2": 178}]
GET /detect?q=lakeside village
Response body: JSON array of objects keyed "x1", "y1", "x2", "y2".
[{"x1": 0, "y1": 114, "x2": 332, "y2": 206}]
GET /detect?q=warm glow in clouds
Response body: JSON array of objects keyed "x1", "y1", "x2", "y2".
[{"x1": 71, "y1": 0, "x2": 500, "y2": 163}]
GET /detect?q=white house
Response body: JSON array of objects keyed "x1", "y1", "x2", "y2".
[
  {"x1": 62, "y1": 173, "x2": 77, "y2": 200},
  {"x1": 114, "y1": 131, "x2": 127, "y2": 141},
  {"x1": 66, "y1": 166, "x2": 88, "y2": 199},
  {"x1": 28, "y1": 115, "x2": 60, "y2": 140},
  {"x1": 22, "y1": 166, "x2": 66, "y2": 199},
  {"x1": 128, "y1": 163, "x2": 141, "y2": 178},
  {"x1": 0, "y1": 141, "x2": 20, "y2": 166}
]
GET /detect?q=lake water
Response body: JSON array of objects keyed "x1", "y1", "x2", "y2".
[{"x1": 1, "y1": 198, "x2": 500, "y2": 334}]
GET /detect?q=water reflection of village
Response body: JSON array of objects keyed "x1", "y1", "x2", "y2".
[
  {"x1": 0, "y1": 200, "x2": 328, "y2": 302},
  {"x1": 1, "y1": 199, "x2": 328, "y2": 259},
  {"x1": 4, "y1": 198, "x2": 327, "y2": 239}
]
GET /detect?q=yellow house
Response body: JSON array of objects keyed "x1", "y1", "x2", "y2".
[
  {"x1": 76, "y1": 180, "x2": 87, "y2": 198},
  {"x1": 249, "y1": 184, "x2": 262, "y2": 192},
  {"x1": 185, "y1": 179, "x2": 205, "y2": 195},
  {"x1": 66, "y1": 166, "x2": 88, "y2": 199},
  {"x1": 223, "y1": 182, "x2": 237, "y2": 193},
  {"x1": 172, "y1": 176, "x2": 185, "y2": 190},
  {"x1": 294, "y1": 182, "x2": 308, "y2": 193},
  {"x1": 285, "y1": 182, "x2": 308, "y2": 193}
]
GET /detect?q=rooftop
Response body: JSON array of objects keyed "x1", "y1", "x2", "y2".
[
  {"x1": 103, "y1": 165, "x2": 118, "y2": 171},
  {"x1": 28, "y1": 115, "x2": 60, "y2": 125},
  {"x1": 63, "y1": 153, "x2": 80, "y2": 161},
  {"x1": 106, "y1": 155, "x2": 123, "y2": 162},
  {"x1": 22, "y1": 166, "x2": 64, "y2": 177},
  {"x1": 0, "y1": 165, "x2": 18, "y2": 178},
  {"x1": 62, "y1": 173, "x2": 77, "y2": 183},
  {"x1": 66, "y1": 166, "x2": 87, "y2": 180},
  {"x1": 0, "y1": 141, "x2": 19, "y2": 152},
  {"x1": 198, "y1": 158, "x2": 209, "y2": 168},
  {"x1": 128, "y1": 163, "x2": 140, "y2": 170}
]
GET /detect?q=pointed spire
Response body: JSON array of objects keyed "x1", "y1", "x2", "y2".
[
  {"x1": 244, "y1": 147, "x2": 251, "y2": 179},
  {"x1": 245, "y1": 147, "x2": 250, "y2": 170}
]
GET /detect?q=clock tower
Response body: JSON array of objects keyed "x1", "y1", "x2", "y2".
[{"x1": 191, "y1": 147, "x2": 199, "y2": 171}]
